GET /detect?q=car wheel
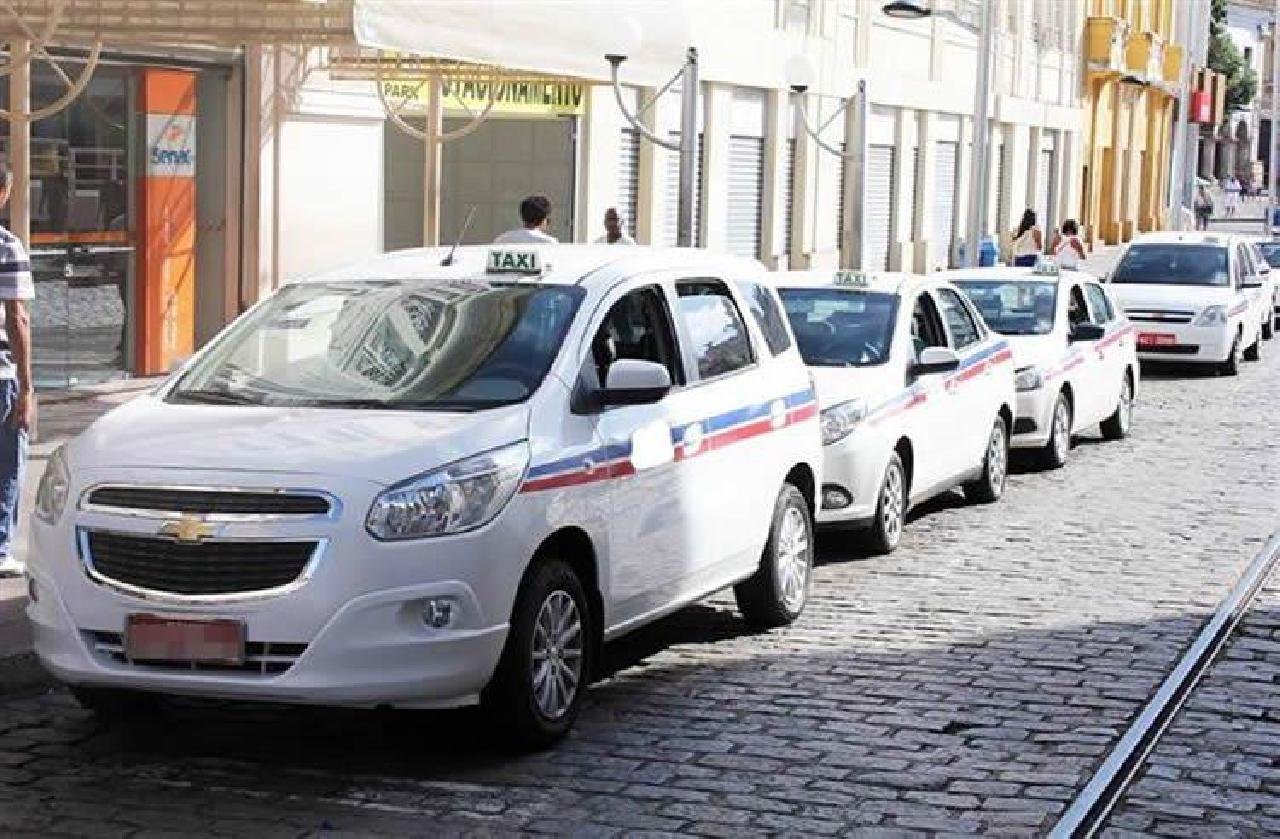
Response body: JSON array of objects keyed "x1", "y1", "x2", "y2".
[
  {"x1": 70, "y1": 686, "x2": 163, "y2": 720},
  {"x1": 1220, "y1": 334, "x2": 1242, "y2": 376},
  {"x1": 1038, "y1": 392, "x2": 1071, "y2": 470},
  {"x1": 860, "y1": 453, "x2": 906, "y2": 555},
  {"x1": 1100, "y1": 374, "x2": 1134, "y2": 441},
  {"x1": 964, "y1": 416, "x2": 1008, "y2": 504},
  {"x1": 1245, "y1": 331, "x2": 1262, "y2": 361},
  {"x1": 735, "y1": 482, "x2": 813, "y2": 629},
  {"x1": 482, "y1": 557, "x2": 593, "y2": 750}
]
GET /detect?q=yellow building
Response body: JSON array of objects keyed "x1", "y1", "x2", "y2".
[{"x1": 1081, "y1": 0, "x2": 1184, "y2": 245}]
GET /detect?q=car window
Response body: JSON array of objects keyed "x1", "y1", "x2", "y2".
[
  {"x1": 954, "y1": 280, "x2": 1057, "y2": 336},
  {"x1": 675, "y1": 280, "x2": 756, "y2": 380},
  {"x1": 1084, "y1": 283, "x2": 1113, "y2": 325},
  {"x1": 935, "y1": 287, "x2": 982, "y2": 350},
  {"x1": 911, "y1": 292, "x2": 948, "y2": 358},
  {"x1": 779, "y1": 288, "x2": 897, "y2": 367},
  {"x1": 1251, "y1": 244, "x2": 1271, "y2": 274},
  {"x1": 1111, "y1": 244, "x2": 1229, "y2": 287},
  {"x1": 1257, "y1": 241, "x2": 1280, "y2": 268},
  {"x1": 741, "y1": 281, "x2": 794, "y2": 356},
  {"x1": 590, "y1": 285, "x2": 683, "y2": 388},
  {"x1": 1067, "y1": 285, "x2": 1090, "y2": 327}
]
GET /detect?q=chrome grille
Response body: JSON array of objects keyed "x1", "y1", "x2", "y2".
[
  {"x1": 84, "y1": 531, "x2": 317, "y2": 596},
  {"x1": 1124, "y1": 308, "x2": 1194, "y2": 325},
  {"x1": 85, "y1": 486, "x2": 332, "y2": 517},
  {"x1": 85, "y1": 630, "x2": 305, "y2": 676}
]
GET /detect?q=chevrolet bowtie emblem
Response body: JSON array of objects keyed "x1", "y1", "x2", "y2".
[{"x1": 158, "y1": 516, "x2": 217, "y2": 544}]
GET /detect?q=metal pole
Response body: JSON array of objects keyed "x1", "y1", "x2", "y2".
[
  {"x1": 677, "y1": 47, "x2": 698, "y2": 248},
  {"x1": 964, "y1": 1, "x2": 994, "y2": 267},
  {"x1": 1168, "y1": 0, "x2": 1190, "y2": 226},
  {"x1": 422, "y1": 76, "x2": 443, "y2": 247},
  {"x1": 1270, "y1": 5, "x2": 1280, "y2": 233},
  {"x1": 8, "y1": 42, "x2": 29, "y2": 248}
]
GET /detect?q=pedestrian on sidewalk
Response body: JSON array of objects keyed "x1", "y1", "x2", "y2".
[
  {"x1": 593, "y1": 207, "x2": 635, "y2": 245},
  {"x1": 494, "y1": 195, "x2": 558, "y2": 245},
  {"x1": 1194, "y1": 184, "x2": 1214, "y2": 231},
  {"x1": 0, "y1": 160, "x2": 34, "y2": 578},
  {"x1": 1224, "y1": 176, "x2": 1241, "y2": 217},
  {"x1": 1049, "y1": 219, "x2": 1087, "y2": 269},
  {"x1": 1010, "y1": 209, "x2": 1043, "y2": 268}
]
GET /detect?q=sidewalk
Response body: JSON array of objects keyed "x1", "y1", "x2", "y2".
[{"x1": 1, "y1": 378, "x2": 160, "y2": 692}]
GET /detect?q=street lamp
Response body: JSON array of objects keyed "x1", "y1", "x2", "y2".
[
  {"x1": 607, "y1": 18, "x2": 700, "y2": 247},
  {"x1": 881, "y1": 0, "x2": 994, "y2": 267}
]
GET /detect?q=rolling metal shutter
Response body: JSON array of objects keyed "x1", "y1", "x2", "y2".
[
  {"x1": 783, "y1": 139, "x2": 796, "y2": 260},
  {"x1": 1036, "y1": 147, "x2": 1055, "y2": 234},
  {"x1": 933, "y1": 141, "x2": 959, "y2": 266},
  {"x1": 993, "y1": 144, "x2": 1007, "y2": 237},
  {"x1": 618, "y1": 128, "x2": 640, "y2": 238},
  {"x1": 838, "y1": 142, "x2": 848, "y2": 254},
  {"x1": 904, "y1": 147, "x2": 920, "y2": 242},
  {"x1": 726, "y1": 135, "x2": 765, "y2": 258},
  {"x1": 865, "y1": 145, "x2": 895, "y2": 270},
  {"x1": 664, "y1": 132, "x2": 704, "y2": 246}
]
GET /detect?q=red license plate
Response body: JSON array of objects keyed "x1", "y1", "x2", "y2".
[
  {"x1": 124, "y1": 614, "x2": 246, "y2": 665},
  {"x1": 1137, "y1": 332, "x2": 1176, "y2": 347}
]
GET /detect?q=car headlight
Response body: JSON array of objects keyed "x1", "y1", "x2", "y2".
[
  {"x1": 34, "y1": 445, "x2": 69, "y2": 525},
  {"x1": 1194, "y1": 305, "x2": 1228, "y2": 327},
  {"x1": 820, "y1": 400, "x2": 867, "y2": 446},
  {"x1": 1015, "y1": 366, "x2": 1045, "y2": 392},
  {"x1": 366, "y1": 442, "x2": 530, "y2": 541}
]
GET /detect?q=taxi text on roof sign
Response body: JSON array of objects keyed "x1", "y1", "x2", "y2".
[
  {"x1": 487, "y1": 249, "x2": 544, "y2": 275},
  {"x1": 834, "y1": 270, "x2": 871, "y2": 288}
]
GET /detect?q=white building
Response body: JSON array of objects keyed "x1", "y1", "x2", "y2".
[{"x1": 1222, "y1": 0, "x2": 1271, "y2": 186}]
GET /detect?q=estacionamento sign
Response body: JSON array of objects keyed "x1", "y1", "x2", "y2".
[{"x1": 381, "y1": 78, "x2": 586, "y2": 117}]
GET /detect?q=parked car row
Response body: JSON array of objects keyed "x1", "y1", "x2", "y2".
[{"x1": 23, "y1": 238, "x2": 1215, "y2": 748}]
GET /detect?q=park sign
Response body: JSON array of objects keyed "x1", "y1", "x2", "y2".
[{"x1": 381, "y1": 78, "x2": 586, "y2": 117}]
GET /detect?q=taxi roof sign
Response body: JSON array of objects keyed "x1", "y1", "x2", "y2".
[
  {"x1": 833, "y1": 270, "x2": 871, "y2": 288},
  {"x1": 487, "y1": 248, "x2": 545, "y2": 276}
]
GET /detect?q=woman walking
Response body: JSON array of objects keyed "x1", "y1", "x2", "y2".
[
  {"x1": 1010, "y1": 209, "x2": 1043, "y2": 267},
  {"x1": 1048, "y1": 219, "x2": 1087, "y2": 269}
]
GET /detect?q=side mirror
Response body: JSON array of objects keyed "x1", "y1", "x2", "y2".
[
  {"x1": 598, "y1": 359, "x2": 672, "y2": 407},
  {"x1": 911, "y1": 346, "x2": 961, "y2": 376},
  {"x1": 1070, "y1": 322, "x2": 1106, "y2": 343}
]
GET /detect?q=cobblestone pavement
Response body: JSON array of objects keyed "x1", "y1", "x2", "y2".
[
  {"x1": 1, "y1": 347, "x2": 1278, "y2": 837},
  {"x1": 1105, "y1": 579, "x2": 1280, "y2": 837}
]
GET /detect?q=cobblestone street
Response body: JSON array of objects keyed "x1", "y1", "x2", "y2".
[{"x1": 1, "y1": 344, "x2": 1278, "y2": 836}]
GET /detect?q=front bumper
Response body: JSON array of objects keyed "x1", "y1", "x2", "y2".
[
  {"x1": 1130, "y1": 323, "x2": 1233, "y2": 363},
  {"x1": 1010, "y1": 388, "x2": 1054, "y2": 450},
  {"x1": 24, "y1": 468, "x2": 538, "y2": 708},
  {"x1": 815, "y1": 432, "x2": 887, "y2": 527}
]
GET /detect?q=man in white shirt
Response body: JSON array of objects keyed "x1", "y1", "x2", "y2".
[
  {"x1": 494, "y1": 195, "x2": 558, "y2": 244},
  {"x1": 594, "y1": 207, "x2": 636, "y2": 245},
  {"x1": 0, "y1": 161, "x2": 35, "y2": 577}
]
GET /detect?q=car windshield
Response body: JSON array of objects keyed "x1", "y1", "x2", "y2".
[
  {"x1": 1256, "y1": 242, "x2": 1280, "y2": 269},
  {"x1": 1111, "y1": 244, "x2": 1230, "y2": 287},
  {"x1": 954, "y1": 280, "x2": 1058, "y2": 336},
  {"x1": 168, "y1": 279, "x2": 584, "y2": 410},
  {"x1": 778, "y1": 288, "x2": 897, "y2": 367}
]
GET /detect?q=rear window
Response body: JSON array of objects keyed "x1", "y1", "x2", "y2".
[
  {"x1": 1111, "y1": 244, "x2": 1230, "y2": 287},
  {"x1": 741, "y1": 282, "x2": 794, "y2": 356},
  {"x1": 778, "y1": 288, "x2": 897, "y2": 367}
]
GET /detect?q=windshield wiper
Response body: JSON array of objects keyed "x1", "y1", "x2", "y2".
[{"x1": 170, "y1": 388, "x2": 260, "y2": 405}]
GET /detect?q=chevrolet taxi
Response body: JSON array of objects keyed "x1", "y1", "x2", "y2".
[
  {"x1": 945, "y1": 260, "x2": 1138, "y2": 469},
  {"x1": 1107, "y1": 232, "x2": 1264, "y2": 375},
  {"x1": 767, "y1": 270, "x2": 1015, "y2": 554},
  {"x1": 28, "y1": 245, "x2": 822, "y2": 747}
]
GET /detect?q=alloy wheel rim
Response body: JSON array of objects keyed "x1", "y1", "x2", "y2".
[
  {"x1": 1119, "y1": 380, "x2": 1133, "y2": 432},
  {"x1": 531, "y1": 590, "x2": 583, "y2": 720},
  {"x1": 1053, "y1": 400, "x2": 1070, "y2": 462},
  {"x1": 988, "y1": 423, "x2": 1006, "y2": 490},
  {"x1": 776, "y1": 505, "x2": 810, "y2": 613},
  {"x1": 882, "y1": 464, "x2": 904, "y2": 546}
]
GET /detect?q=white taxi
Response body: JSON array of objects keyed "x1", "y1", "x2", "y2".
[
  {"x1": 768, "y1": 270, "x2": 1015, "y2": 554},
  {"x1": 27, "y1": 245, "x2": 822, "y2": 748},
  {"x1": 1107, "y1": 232, "x2": 1264, "y2": 375},
  {"x1": 945, "y1": 261, "x2": 1138, "y2": 469}
]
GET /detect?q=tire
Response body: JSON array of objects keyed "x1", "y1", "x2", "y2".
[
  {"x1": 1037, "y1": 393, "x2": 1071, "y2": 470},
  {"x1": 70, "y1": 686, "x2": 163, "y2": 719},
  {"x1": 964, "y1": 416, "x2": 1008, "y2": 504},
  {"x1": 1263, "y1": 317, "x2": 1274, "y2": 341},
  {"x1": 1220, "y1": 334, "x2": 1242, "y2": 376},
  {"x1": 481, "y1": 558, "x2": 594, "y2": 750},
  {"x1": 859, "y1": 453, "x2": 907, "y2": 555},
  {"x1": 1245, "y1": 332, "x2": 1262, "y2": 361},
  {"x1": 735, "y1": 483, "x2": 813, "y2": 629},
  {"x1": 1100, "y1": 373, "x2": 1134, "y2": 441}
]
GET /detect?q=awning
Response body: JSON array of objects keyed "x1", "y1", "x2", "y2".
[{"x1": 352, "y1": 0, "x2": 691, "y2": 86}]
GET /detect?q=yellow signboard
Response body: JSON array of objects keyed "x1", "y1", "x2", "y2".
[{"x1": 381, "y1": 78, "x2": 586, "y2": 117}]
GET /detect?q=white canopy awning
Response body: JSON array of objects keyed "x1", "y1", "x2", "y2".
[{"x1": 353, "y1": 0, "x2": 692, "y2": 85}]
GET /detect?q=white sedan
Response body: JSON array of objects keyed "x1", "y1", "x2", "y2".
[
  {"x1": 768, "y1": 270, "x2": 1016, "y2": 554},
  {"x1": 945, "y1": 262, "x2": 1139, "y2": 469}
]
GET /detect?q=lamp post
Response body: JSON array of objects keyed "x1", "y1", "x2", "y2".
[
  {"x1": 1270, "y1": 2, "x2": 1280, "y2": 233},
  {"x1": 882, "y1": 1, "x2": 994, "y2": 267}
]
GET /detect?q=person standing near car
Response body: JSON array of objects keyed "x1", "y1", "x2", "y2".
[
  {"x1": 494, "y1": 195, "x2": 558, "y2": 245},
  {"x1": 0, "y1": 160, "x2": 35, "y2": 578},
  {"x1": 593, "y1": 207, "x2": 635, "y2": 245},
  {"x1": 1049, "y1": 219, "x2": 1087, "y2": 269},
  {"x1": 1010, "y1": 209, "x2": 1043, "y2": 267}
]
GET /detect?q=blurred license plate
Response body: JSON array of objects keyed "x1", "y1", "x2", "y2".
[
  {"x1": 1137, "y1": 332, "x2": 1176, "y2": 347},
  {"x1": 124, "y1": 614, "x2": 245, "y2": 665}
]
